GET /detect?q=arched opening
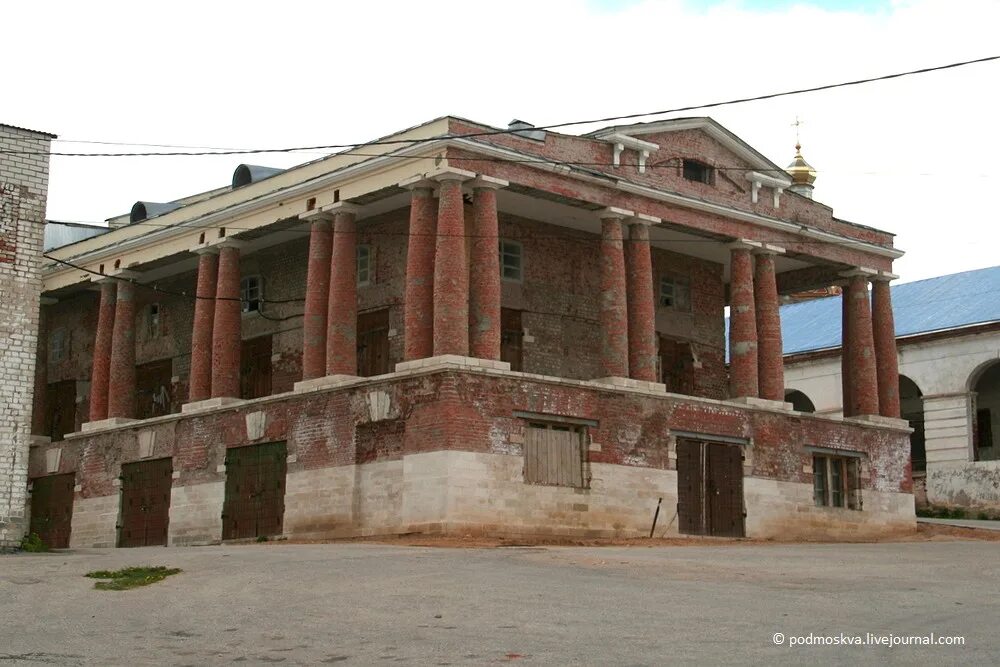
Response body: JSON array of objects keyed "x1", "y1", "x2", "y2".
[
  {"x1": 971, "y1": 361, "x2": 1000, "y2": 462},
  {"x1": 784, "y1": 389, "x2": 816, "y2": 413},
  {"x1": 899, "y1": 375, "x2": 925, "y2": 472}
]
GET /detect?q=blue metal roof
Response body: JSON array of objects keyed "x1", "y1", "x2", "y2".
[{"x1": 780, "y1": 265, "x2": 1000, "y2": 355}]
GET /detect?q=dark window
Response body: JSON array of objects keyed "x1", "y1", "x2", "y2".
[
  {"x1": 357, "y1": 245, "x2": 373, "y2": 286},
  {"x1": 813, "y1": 454, "x2": 861, "y2": 510},
  {"x1": 499, "y1": 240, "x2": 523, "y2": 282},
  {"x1": 659, "y1": 275, "x2": 691, "y2": 311},
  {"x1": 147, "y1": 303, "x2": 161, "y2": 338},
  {"x1": 682, "y1": 159, "x2": 713, "y2": 184},
  {"x1": 976, "y1": 408, "x2": 993, "y2": 460},
  {"x1": 240, "y1": 276, "x2": 262, "y2": 313}
]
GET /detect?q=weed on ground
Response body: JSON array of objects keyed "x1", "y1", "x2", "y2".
[{"x1": 85, "y1": 566, "x2": 181, "y2": 590}]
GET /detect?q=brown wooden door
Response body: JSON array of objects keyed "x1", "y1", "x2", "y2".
[
  {"x1": 241, "y1": 336, "x2": 273, "y2": 400},
  {"x1": 137, "y1": 359, "x2": 173, "y2": 419},
  {"x1": 222, "y1": 442, "x2": 287, "y2": 540},
  {"x1": 676, "y1": 439, "x2": 745, "y2": 537},
  {"x1": 706, "y1": 443, "x2": 745, "y2": 538},
  {"x1": 45, "y1": 380, "x2": 76, "y2": 442},
  {"x1": 357, "y1": 309, "x2": 390, "y2": 377},
  {"x1": 501, "y1": 308, "x2": 523, "y2": 371},
  {"x1": 659, "y1": 336, "x2": 693, "y2": 395},
  {"x1": 119, "y1": 458, "x2": 173, "y2": 548},
  {"x1": 28, "y1": 473, "x2": 75, "y2": 549}
]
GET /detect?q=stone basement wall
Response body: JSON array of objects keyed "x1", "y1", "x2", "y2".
[
  {"x1": 37, "y1": 205, "x2": 727, "y2": 432},
  {"x1": 0, "y1": 126, "x2": 50, "y2": 549},
  {"x1": 29, "y1": 366, "x2": 914, "y2": 547},
  {"x1": 924, "y1": 461, "x2": 1000, "y2": 512}
]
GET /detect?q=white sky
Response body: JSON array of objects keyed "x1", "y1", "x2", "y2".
[{"x1": 4, "y1": 0, "x2": 998, "y2": 283}]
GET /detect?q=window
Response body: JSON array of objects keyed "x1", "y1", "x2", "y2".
[
  {"x1": 49, "y1": 328, "x2": 67, "y2": 363},
  {"x1": 812, "y1": 454, "x2": 861, "y2": 510},
  {"x1": 147, "y1": 303, "x2": 161, "y2": 338},
  {"x1": 499, "y1": 240, "x2": 523, "y2": 282},
  {"x1": 659, "y1": 275, "x2": 691, "y2": 311},
  {"x1": 240, "y1": 276, "x2": 262, "y2": 313},
  {"x1": 682, "y1": 159, "x2": 713, "y2": 185},
  {"x1": 357, "y1": 245, "x2": 373, "y2": 286},
  {"x1": 524, "y1": 422, "x2": 586, "y2": 488}
]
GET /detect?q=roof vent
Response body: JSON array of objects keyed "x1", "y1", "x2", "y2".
[
  {"x1": 232, "y1": 164, "x2": 285, "y2": 189},
  {"x1": 130, "y1": 201, "x2": 182, "y2": 223},
  {"x1": 507, "y1": 119, "x2": 546, "y2": 142}
]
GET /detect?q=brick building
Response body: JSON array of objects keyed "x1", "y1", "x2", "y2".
[
  {"x1": 28, "y1": 116, "x2": 913, "y2": 548},
  {"x1": 1, "y1": 124, "x2": 53, "y2": 550}
]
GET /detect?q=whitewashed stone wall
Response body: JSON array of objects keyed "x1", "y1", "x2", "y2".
[{"x1": 0, "y1": 125, "x2": 51, "y2": 550}]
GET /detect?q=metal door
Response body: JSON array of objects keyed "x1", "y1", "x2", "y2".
[
  {"x1": 676, "y1": 439, "x2": 745, "y2": 537},
  {"x1": 240, "y1": 335, "x2": 273, "y2": 400},
  {"x1": 28, "y1": 473, "x2": 75, "y2": 549},
  {"x1": 222, "y1": 442, "x2": 287, "y2": 540},
  {"x1": 501, "y1": 308, "x2": 524, "y2": 371},
  {"x1": 357, "y1": 309, "x2": 390, "y2": 377},
  {"x1": 119, "y1": 458, "x2": 173, "y2": 547}
]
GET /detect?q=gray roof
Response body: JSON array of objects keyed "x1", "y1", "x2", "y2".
[
  {"x1": 780, "y1": 265, "x2": 1000, "y2": 356},
  {"x1": 44, "y1": 221, "x2": 108, "y2": 251}
]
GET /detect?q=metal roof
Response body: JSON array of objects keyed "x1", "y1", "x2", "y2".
[
  {"x1": 780, "y1": 265, "x2": 1000, "y2": 356},
  {"x1": 44, "y1": 221, "x2": 108, "y2": 251}
]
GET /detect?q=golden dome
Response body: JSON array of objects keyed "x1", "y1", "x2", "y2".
[{"x1": 787, "y1": 143, "x2": 817, "y2": 185}]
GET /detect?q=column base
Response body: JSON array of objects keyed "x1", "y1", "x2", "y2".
[
  {"x1": 293, "y1": 374, "x2": 364, "y2": 393},
  {"x1": 847, "y1": 413, "x2": 912, "y2": 429},
  {"x1": 395, "y1": 356, "x2": 511, "y2": 373},
  {"x1": 593, "y1": 376, "x2": 667, "y2": 393},
  {"x1": 728, "y1": 396, "x2": 794, "y2": 410},
  {"x1": 81, "y1": 417, "x2": 138, "y2": 432},
  {"x1": 181, "y1": 396, "x2": 245, "y2": 414}
]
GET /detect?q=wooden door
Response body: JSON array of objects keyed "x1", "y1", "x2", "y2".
[
  {"x1": 676, "y1": 439, "x2": 745, "y2": 537},
  {"x1": 119, "y1": 458, "x2": 173, "y2": 548},
  {"x1": 137, "y1": 359, "x2": 173, "y2": 419},
  {"x1": 501, "y1": 308, "x2": 524, "y2": 371},
  {"x1": 240, "y1": 336, "x2": 273, "y2": 400},
  {"x1": 222, "y1": 442, "x2": 287, "y2": 540},
  {"x1": 706, "y1": 443, "x2": 745, "y2": 537},
  {"x1": 45, "y1": 380, "x2": 76, "y2": 442},
  {"x1": 357, "y1": 309, "x2": 390, "y2": 377},
  {"x1": 28, "y1": 473, "x2": 75, "y2": 549},
  {"x1": 659, "y1": 336, "x2": 693, "y2": 394}
]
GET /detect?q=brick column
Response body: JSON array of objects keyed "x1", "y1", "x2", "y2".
[
  {"x1": 326, "y1": 203, "x2": 360, "y2": 376},
  {"x1": 469, "y1": 176, "x2": 508, "y2": 360},
  {"x1": 107, "y1": 277, "x2": 137, "y2": 419},
  {"x1": 188, "y1": 248, "x2": 219, "y2": 403},
  {"x1": 402, "y1": 180, "x2": 437, "y2": 361},
  {"x1": 432, "y1": 170, "x2": 473, "y2": 357},
  {"x1": 598, "y1": 208, "x2": 630, "y2": 378},
  {"x1": 753, "y1": 246, "x2": 785, "y2": 401},
  {"x1": 301, "y1": 211, "x2": 333, "y2": 379},
  {"x1": 211, "y1": 242, "x2": 243, "y2": 399},
  {"x1": 88, "y1": 280, "x2": 116, "y2": 421},
  {"x1": 841, "y1": 286, "x2": 854, "y2": 416},
  {"x1": 31, "y1": 301, "x2": 51, "y2": 436},
  {"x1": 843, "y1": 271, "x2": 879, "y2": 416},
  {"x1": 872, "y1": 274, "x2": 901, "y2": 418},
  {"x1": 624, "y1": 216, "x2": 659, "y2": 382},
  {"x1": 728, "y1": 240, "x2": 759, "y2": 398}
]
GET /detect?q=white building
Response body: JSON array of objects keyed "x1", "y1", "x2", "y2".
[{"x1": 781, "y1": 266, "x2": 1000, "y2": 512}]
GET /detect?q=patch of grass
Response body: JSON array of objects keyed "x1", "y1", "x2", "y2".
[
  {"x1": 20, "y1": 533, "x2": 48, "y2": 553},
  {"x1": 85, "y1": 566, "x2": 181, "y2": 591}
]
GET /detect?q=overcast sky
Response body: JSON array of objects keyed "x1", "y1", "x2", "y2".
[{"x1": 4, "y1": 0, "x2": 998, "y2": 283}]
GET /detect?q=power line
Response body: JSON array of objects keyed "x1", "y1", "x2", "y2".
[{"x1": 5, "y1": 55, "x2": 997, "y2": 158}]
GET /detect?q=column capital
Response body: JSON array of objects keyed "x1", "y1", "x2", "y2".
[
  {"x1": 89, "y1": 269, "x2": 138, "y2": 283},
  {"x1": 191, "y1": 245, "x2": 220, "y2": 256},
  {"x1": 752, "y1": 243, "x2": 785, "y2": 256},
  {"x1": 398, "y1": 175, "x2": 438, "y2": 190},
  {"x1": 468, "y1": 175, "x2": 508, "y2": 190},
  {"x1": 597, "y1": 206, "x2": 634, "y2": 221},
  {"x1": 207, "y1": 238, "x2": 248, "y2": 251},
  {"x1": 628, "y1": 213, "x2": 661, "y2": 226},
  {"x1": 728, "y1": 238, "x2": 763, "y2": 252},
  {"x1": 40, "y1": 296, "x2": 59, "y2": 306},
  {"x1": 299, "y1": 208, "x2": 334, "y2": 223},
  {"x1": 839, "y1": 267, "x2": 878, "y2": 279},
  {"x1": 427, "y1": 167, "x2": 476, "y2": 183},
  {"x1": 872, "y1": 271, "x2": 900, "y2": 282},
  {"x1": 322, "y1": 201, "x2": 363, "y2": 217}
]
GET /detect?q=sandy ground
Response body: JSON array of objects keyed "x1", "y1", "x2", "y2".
[{"x1": 2, "y1": 529, "x2": 998, "y2": 665}]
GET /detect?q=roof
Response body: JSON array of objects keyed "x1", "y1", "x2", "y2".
[
  {"x1": 780, "y1": 265, "x2": 1000, "y2": 356},
  {"x1": 44, "y1": 221, "x2": 108, "y2": 251},
  {"x1": 0, "y1": 123, "x2": 57, "y2": 139}
]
